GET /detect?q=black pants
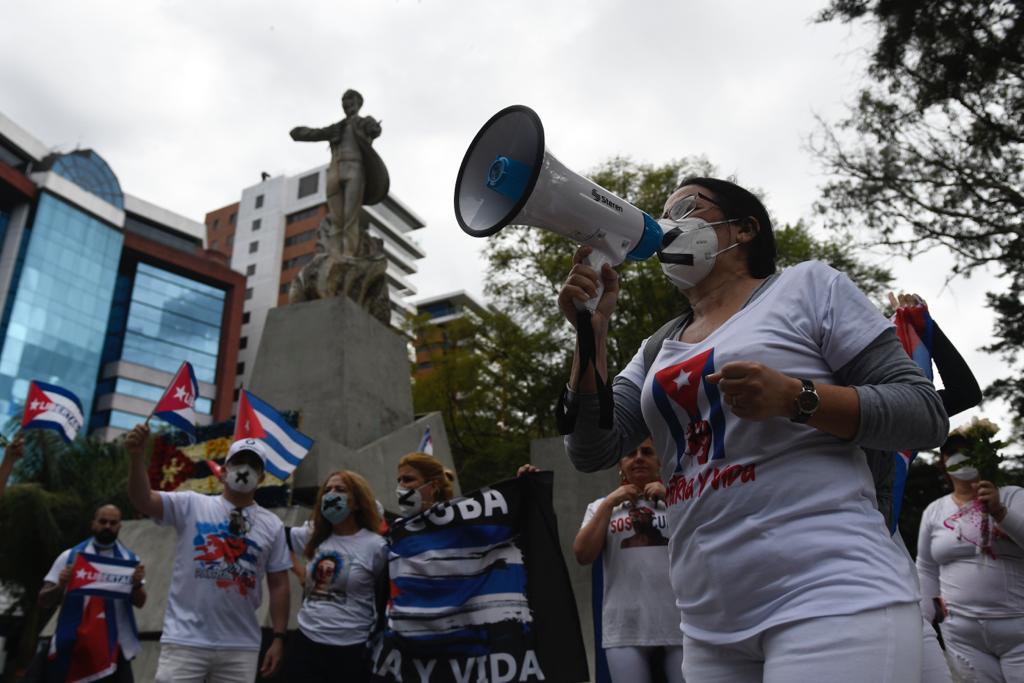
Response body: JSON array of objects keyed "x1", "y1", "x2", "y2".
[{"x1": 282, "y1": 630, "x2": 370, "y2": 683}]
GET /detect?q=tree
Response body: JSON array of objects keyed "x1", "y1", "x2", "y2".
[
  {"x1": 813, "y1": 0, "x2": 1024, "y2": 439},
  {"x1": 414, "y1": 156, "x2": 894, "y2": 491}
]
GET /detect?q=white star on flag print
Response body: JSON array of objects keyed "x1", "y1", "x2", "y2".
[{"x1": 151, "y1": 361, "x2": 201, "y2": 443}]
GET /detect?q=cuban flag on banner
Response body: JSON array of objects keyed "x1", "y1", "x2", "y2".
[
  {"x1": 67, "y1": 552, "x2": 139, "y2": 600},
  {"x1": 233, "y1": 389, "x2": 313, "y2": 480},
  {"x1": 889, "y1": 304, "x2": 935, "y2": 533},
  {"x1": 22, "y1": 380, "x2": 84, "y2": 443},
  {"x1": 151, "y1": 361, "x2": 200, "y2": 443},
  {"x1": 418, "y1": 426, "x2": 434, "y2": 455},
  {"x1": 650, "y1": 348, "x2": 727, "y2": 470}
]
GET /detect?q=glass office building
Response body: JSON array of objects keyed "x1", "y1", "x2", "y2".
[{"x1": 0, "y1": 193, "x2": 123, "y2": 420}]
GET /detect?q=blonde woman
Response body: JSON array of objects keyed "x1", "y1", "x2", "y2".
[
  {"x1": 284, "y1": 470, "x2": 388, "y2": 682},
  {"x1": 394, "y1": 452, "x2": 455, "y2": 517}
]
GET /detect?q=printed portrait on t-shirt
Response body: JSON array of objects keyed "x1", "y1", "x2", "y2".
[
  {"x1": 619, "y1": 502, "x2": 669, "y2": 549},
  {"x1": 192, "y1": 519, "x2": 260, "y2": 596},
  {"x1": 305, "y1": 550, "x2": 348, "y2": 603}
]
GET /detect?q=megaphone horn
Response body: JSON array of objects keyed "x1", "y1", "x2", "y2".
[{"x1": 454, "y1": 105, "x2": 663, "y2": 312}]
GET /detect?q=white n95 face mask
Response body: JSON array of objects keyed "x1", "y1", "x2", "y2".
[
  {"x1": 945, "y1": 453, "x2": 979, "y2": 481},
  {"x1": 657, "y1": 217, "x2": 740, "y2": 290}
]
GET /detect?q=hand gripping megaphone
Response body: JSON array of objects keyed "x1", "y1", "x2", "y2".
[{"x1": 454, "y1": 105, "x2": 663, "y2": 312}]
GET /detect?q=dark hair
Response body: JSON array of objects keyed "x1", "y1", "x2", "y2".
[
  {"x1": 342, "y1": 89, "x2": 364, "y2": 107},
  {"x1": 676, "y1": 176, "x2": 776, "y2": 278}
]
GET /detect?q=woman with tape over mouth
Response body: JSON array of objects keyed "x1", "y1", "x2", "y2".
[
  {"x1": 395, "y1": 452, "x2": 455, "y2": 518},
  {"x1": 558, "y1": 176, "x2": 948, "y2": 682}
]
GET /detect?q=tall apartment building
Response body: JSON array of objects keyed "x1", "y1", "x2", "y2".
[
  {"x1": 0, "y1": 112, "x2": 245, "y2": 439},
  {"x1": 205, "y1": 164, "x2": 426, "y2": 393},
  {"x1": 412, "y1": 290, "x2": 487, "y2": 379}
]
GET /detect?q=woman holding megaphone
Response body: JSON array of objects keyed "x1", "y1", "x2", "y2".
[{"x1": 559, "y1": 176, "x2": 949, "y2": 682}]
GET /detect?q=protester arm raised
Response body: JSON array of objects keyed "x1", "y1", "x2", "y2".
[{"x1": 125, "y1": 424, "x2": 163, "y2": 520}]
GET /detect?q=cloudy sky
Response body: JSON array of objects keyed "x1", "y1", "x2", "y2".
[{"x1": 1, "y1": 0, "x2": 1012, "y2": 440}]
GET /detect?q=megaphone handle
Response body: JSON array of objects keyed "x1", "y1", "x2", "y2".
[{"x1": 578, "y1": 250, "x2": 613, "y2": 313}]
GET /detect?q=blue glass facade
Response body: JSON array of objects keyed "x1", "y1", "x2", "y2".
[
  {"x1": 0, "y1": 193, "x2": 124, "y2": 420},
  {"x1": 121, "y1": 263, "x2": 225, "y2": 384}
]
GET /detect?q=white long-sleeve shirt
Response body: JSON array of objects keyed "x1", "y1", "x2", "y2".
[{"x1": 917, "y1": 486, "x2": 1024, "y2": 618}]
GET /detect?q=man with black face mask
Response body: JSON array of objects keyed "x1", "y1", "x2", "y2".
[{"x1": 38, "y1": 504, "x2": 146, "y2": 682}]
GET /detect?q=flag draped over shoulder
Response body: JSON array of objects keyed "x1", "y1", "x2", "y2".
[
  {"x1": 152, "y1": 361, "x2": 200, "y2": 443},
  {"x1": 49, "y1": 540, "x2": 140, "y2": 683},
  {"x1": 890, "y1": 304, "x2": 935, "y2": 533},
  {"x1": 233, "y1": 389, "x2": 313, "y2": 480},
  {"x1": 22, "y1": 380, "x2": 83, "y2": 443},
  {"x1": 373, "y1": 472, "x2": 589, "y2": 683}
]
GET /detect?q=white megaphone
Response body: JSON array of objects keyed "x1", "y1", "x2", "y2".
[{"x1": 454, "y1": 105, "x2": 663, "y2": 311}]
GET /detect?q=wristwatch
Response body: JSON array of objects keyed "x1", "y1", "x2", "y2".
[
  {"x1": 273, "y1": 632, "x2": 286, "y2": 642},
  {"x1": 791, "y1": 378, "x2": 820, "y2": 423}
]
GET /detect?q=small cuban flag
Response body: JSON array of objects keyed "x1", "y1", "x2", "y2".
[
  {"x1": 22, "y1": 380, "x2": 84, "y2": 443},
  {"x1": 67, "y1": 552, "x2": 139, "y2": 600},
  {"x1": 417, "y1": 426, "x2": 434, "y2": 455},
  {"x1": 151, "y1": 361, "x2": 200, "y2": 443},
  {"x1": 233, "y1": 389, "x2": 313, "y2": 481}
]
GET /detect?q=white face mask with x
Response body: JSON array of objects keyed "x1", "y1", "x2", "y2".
[{"x1": 225, "y1": 464, "x2": 260, "y2": 493}]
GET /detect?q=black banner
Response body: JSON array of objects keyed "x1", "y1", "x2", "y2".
[{"x1": 373, "y1": 472, "x2": 588, "y2": 682}]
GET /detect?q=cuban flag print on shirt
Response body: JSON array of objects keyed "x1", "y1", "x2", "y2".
[
  {"x1": 233, "y1": 389, "x2": 313, "y2": 480},
  {"x1": 152, "y1": 361, "x2": 200, "y2": 443},
  {"x1": 650, "y1": 348, "x2": 727, "y2": 470},
  {"x1": 22, "y1": 380, "x2": 84, "y2": 443}
]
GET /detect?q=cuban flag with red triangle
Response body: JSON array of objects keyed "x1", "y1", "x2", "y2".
[
  {"x1": 151, "y1": 361, "x2": 200, "y2": 443},
  {"x1": 650, "y1": 348, "x2": 727, "y2": 471},
  {"x1": 233, "y1": 389, "x2": 313, "y2": 481},
  {"x1": 22, "y1": 380, "x2": 84, "y2": 443}
]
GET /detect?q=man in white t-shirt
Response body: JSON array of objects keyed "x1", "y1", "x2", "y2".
[{"x1": 126, "y1": 424, "x2": 291, "y2": 683}]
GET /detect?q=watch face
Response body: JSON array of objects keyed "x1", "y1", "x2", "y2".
[{"x1": 797, "y1": 390, "x2": 819, "y2": 412}]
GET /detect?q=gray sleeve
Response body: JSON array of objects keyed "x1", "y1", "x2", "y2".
[
  {"x1": 563, "y1": 375, "x2": 650, "y2": 473},
  {"x1": 835, "y1": 328, "x2": 949, "y2": 451}
]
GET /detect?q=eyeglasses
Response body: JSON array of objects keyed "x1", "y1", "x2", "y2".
[
  {"x1": 663, "y1": 192, "x2": 720, "y2": 221},
  {"x1": 229, "y1": 508, "x2": 251, "y2": 536}
]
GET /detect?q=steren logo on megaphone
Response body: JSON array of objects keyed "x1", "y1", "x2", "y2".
[
  {"x1": 590, "y1": 189, "x2": 623, "y2": 213},
  {"x1": 454, "y1": 105, "x2": 663, "y2": 312}
]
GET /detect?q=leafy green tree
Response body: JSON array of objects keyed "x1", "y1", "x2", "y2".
[
  {"x1": 813, "y1": 0, "x2": 1024, "y2": 439},
  {"x1": 415, "y1": 156, "x2": 893, "y2": 490}
]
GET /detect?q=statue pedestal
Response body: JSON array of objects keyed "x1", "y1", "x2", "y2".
[{"x1": 247, "y1": 296, "x2": 454, "y2": 499}]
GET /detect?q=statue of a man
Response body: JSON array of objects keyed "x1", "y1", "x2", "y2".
[{"x1": 290, "y1": 89, "x2": 390, "y2": 259}]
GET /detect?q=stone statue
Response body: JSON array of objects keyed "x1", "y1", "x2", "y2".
[{"x1": 287, "y1": 89, "x2": 392, "y2": 324}]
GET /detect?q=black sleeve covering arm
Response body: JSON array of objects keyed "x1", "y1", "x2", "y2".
[{"x1": 930, "y1": 322, "x2": 982, "y2": 418}]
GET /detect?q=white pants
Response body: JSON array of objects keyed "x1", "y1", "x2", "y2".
[
  {"x1": 940, "y1": 613, "x2": 1024, "y2": 683},
  {"x1": 605, "y1": 645, "x2": 684, "y2": 683},
  {"x1": 155, "y1": 643, "x2": 259, "y2": 683},
  {"x1": 682, "y1": 603, "x2": 921, "y2": 683},
  {"x1": 922, "y1": 616, "x2": 954, "y2": 683}
]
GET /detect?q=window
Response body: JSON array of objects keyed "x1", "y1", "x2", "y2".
[
  {"x1": 212, "y1": 218, "x2": 220, "y2": 230},
  {"x1": 249, "y1": 241, "x2": 258, "y2": 253},
  {"x1": 211, "y1": 239, "x2": 218, "y2": 249},
  {"x1": 252, "y1": 219, "x2": 261, "y2": 231},
  {"x1": 245, "y1": 264, "x2": 256, "y2": 276},
  {"x1": 229, "y1": 212, "x2": 237, "y2": 225},
  {"x1": 297, "y1": 173, "x2": 319, "y2": 198},
  {"x1": 286, "y1": 206, "x2": 319, "y2": 224},
  {"x1": 255, "y1": 194, "x2": 264, "y2": 209},
  {"x1": 282, "y1": 253, "x2": 314, "y2": 270},
  {"x1": 279, "y1": 283, "x2": 289, "y2": 295},
  {"x1": 236, "y1": 362, "x2": 245, "y2": 375},
  {"x1": 284, "y1": 229, "x2": 316, "y2": 247},
  {"x1": 227, "y1": 235, "x2": 234, "y2": 247},
  {"x1": 245, "y1": 287, "x2": 253, "y2": 300},
  {"x1": 233, "y1": 387, "x2": 241, "y2": 400},
  {"x1": 239, "y1": 336, "x2": 248, "y2": 350},
  {"x1": 242, "y1": 311, "x2": 250, "y2": 324}
]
